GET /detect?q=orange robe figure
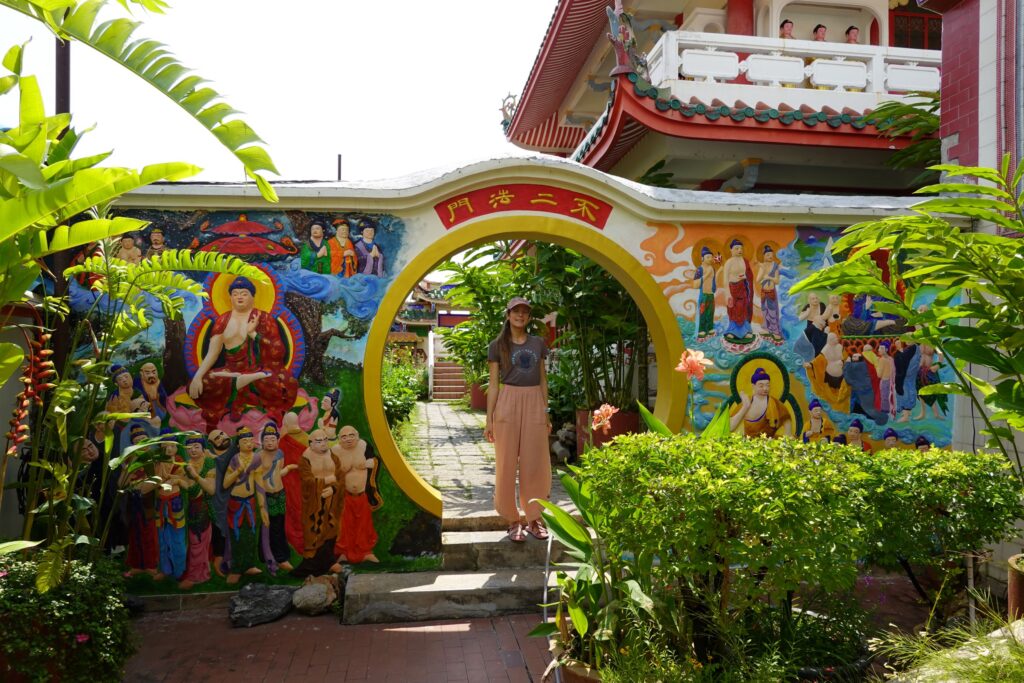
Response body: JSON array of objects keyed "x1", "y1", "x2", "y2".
[
  {"x1": 329, "y1": 236, "x2": 357, "y2": 277},
  {"x1": 299, "y1": 452, "x2": 344, "y2": 558},
  {"x1": 334, "y1": 492, "x2": 378, "y2": 563}
]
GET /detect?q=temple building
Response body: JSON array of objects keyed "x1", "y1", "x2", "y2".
[{"x1": 503, "y1": 0, "x2": 944, "y2": 193}]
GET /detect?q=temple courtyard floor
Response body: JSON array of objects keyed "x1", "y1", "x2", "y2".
[
  {"x1": 126, "y1": 401, "x2": 561, "y2": 682},
  {"x1": 124, "y1": 401, "x2": 930, "y2": 682}
]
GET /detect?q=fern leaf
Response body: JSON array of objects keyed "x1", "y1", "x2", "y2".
[{"x1": 34, "y1": 538, "x2": 70, "y2": 593}]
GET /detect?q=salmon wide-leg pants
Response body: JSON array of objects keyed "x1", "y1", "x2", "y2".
[{"x1": 493, "y1": 384, "x2": 551, "y2": 524}]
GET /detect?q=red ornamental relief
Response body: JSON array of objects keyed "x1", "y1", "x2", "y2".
[{"x1": 434, "y1": 184, "x2": 613, "y2": 230}]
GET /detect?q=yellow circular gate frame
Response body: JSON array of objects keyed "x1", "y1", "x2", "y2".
[{"x1": 363, "y1": 214, "x2": 687, "y2": 517}]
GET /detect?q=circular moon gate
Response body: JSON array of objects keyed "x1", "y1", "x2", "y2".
[{"x1": 363, "y1": 214, "x2": 687, "y2": 517}]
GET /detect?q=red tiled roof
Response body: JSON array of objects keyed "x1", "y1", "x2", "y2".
[
  {"x1": 575, "y1": 74, "x2": 898, "y2": 171},
  {"x1": 505, "y1": 0, "x2": 613, "y2": 152}
]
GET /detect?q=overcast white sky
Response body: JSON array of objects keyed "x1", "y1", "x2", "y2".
[{"x1": 0, "y1": 1, "x2": 556, "y2": 182}]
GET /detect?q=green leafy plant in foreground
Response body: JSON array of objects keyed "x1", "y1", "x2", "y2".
[
  {"x1": 791, "y1": 153, "x2": 1024, "y2": 470},
  {"x1": 9, "y1": 247, "x2": 267, "y2": 591},
  {"x1": 1, "y1": 0, "x2": 279, "y2": 201},
  {"x1": 868, "y1": 91, "x2": 940, "y2": 183},
  {"x1": 0, "y1": 555, "x2": 135, "y2": 682},
  {"x1": 534, "y1": 433, "x2": 1024, "y2": 676}
]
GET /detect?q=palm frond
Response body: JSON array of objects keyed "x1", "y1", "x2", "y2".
[{"x1": 1, "y1": 0, "x2": 279, "y2": 202}]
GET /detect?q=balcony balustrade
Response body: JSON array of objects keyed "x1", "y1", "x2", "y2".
[{"x1": 646, "y1": 31, "x2": 940, "y2": 113}]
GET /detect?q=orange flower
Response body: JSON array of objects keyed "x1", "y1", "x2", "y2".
[
  {"x1": 674, "y1": 349, "x2": 713, "y2": 381},
  {"x1": 591, "y1": 403, "x2": 619, "y2": 434}
]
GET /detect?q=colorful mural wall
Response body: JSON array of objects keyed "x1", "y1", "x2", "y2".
[
  {"x1": 68, "y1": 158, "x2": 953, "y2": 596},
  {"x1": 640, "y1": 222, "x2": 954, "y2": 451},
  {"x1": 71, "y1": 209, "x2": 441, "y2": 591}
]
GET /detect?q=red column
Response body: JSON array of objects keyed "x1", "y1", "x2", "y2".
[{"x1": 726, "y1": 0, "x2": 755, "y2": 35}]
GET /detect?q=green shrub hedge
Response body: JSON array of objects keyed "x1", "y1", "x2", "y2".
[{"x1": 0, "y1": 557, "x2": 136, "y2": 682}]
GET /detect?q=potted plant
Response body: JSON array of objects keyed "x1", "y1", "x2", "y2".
[
  {"x1": 531, "y1": 470, "x2": 655, "y2": 680},
  {"x1": 524, "y1": 244, "x2": 648, "y2": 451}
]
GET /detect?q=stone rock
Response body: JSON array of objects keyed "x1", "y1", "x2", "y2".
[
  {"x1": 229, "y1": 583, "x2": 296, "y2": 628},
  {"x1": 292, "y1": 583, "x2": 334, "y2": 616}
]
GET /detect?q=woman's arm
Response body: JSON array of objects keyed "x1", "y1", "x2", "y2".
[
  {"x1": 484, "y1": 361, "x2": 500, "y2": 443},
  {"x1": 539, "y1": 357, "x2": 551, "y2": 434}
]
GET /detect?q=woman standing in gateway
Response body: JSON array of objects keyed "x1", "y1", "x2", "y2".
[{"x1": 484, "y1": 297, "x2": 552, "y2": 543}]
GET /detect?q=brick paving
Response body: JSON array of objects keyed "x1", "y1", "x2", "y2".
[
  {"x1": 125, "y1": 401, "x2": 563, "y2": 682},
  {"x1": 124, "y1": 610, "x2": 552, "y2": 682}
]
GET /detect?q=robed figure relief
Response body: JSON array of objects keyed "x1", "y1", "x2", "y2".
[{"x1": 188, "y1": 276, "x2": 300, "y2": 431}]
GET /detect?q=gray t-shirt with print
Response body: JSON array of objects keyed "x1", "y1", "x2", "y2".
[{"x1": 488, "y1": 335, "x2": 547, "y2": 387}]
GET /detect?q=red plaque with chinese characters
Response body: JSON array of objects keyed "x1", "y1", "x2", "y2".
[{"x1": 434, "y1": 184, "x2": 613, "y2": 230}]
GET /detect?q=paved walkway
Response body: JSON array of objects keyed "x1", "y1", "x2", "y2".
[
  {"x1": 124, "y1": 611, "x2": 551, "y2": 682},
  {"x1": 404, "y1": 401, "x2": 573, "y2": 524},
  {"x1": 125, "y1": 401, "x2": 564, "y2": 682}
]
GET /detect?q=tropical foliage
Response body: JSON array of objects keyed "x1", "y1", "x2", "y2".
[
  {"x1": 0, "y1": 1, "x2": 273, "y2": 598},
  {"x1": 0, "y1": 555, "x2": 135, "y2": 682},
  {"x1": 535, "y1": 433, "x2": 1023, "y2": 677},
  {"x1": 791, "y1": 154, "x2": 1024, "y2": 470},
  {"x1": 868, "y1": 91, "x2": 941, "y2": 179},
  {"x1": 9, "y1": 246, "x2": 266, "y2": 591},
  {"x1": 0, "y1": 0, "x2": 279, "y2": 201}
]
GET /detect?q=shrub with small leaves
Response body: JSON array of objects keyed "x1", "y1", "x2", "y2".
[{"x1": 0, "y1": 556, "x2": 136, "y2": 682}]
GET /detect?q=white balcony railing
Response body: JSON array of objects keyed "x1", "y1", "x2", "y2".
[{"x1": 646, "y1": 31, "x2": 940, "y2": 112}]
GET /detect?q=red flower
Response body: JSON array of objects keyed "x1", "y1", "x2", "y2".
[{"x1": 75, "y1": 634, "x2": 90, "y2": 644}]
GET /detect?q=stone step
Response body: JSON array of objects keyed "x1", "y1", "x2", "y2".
[
  {"x1": 434, "y1": 370, "x2": 464, "y2": 378},
  {"x1": 442, "y1": 509, "x2": 507, "y2": 532},
  {"x1": 342, "y1": 568, "x2": 558, "y2": 624},
  {"x1": 433, "y1": 377, "x2": 467, "y2": 387},
  {"x1": 442, "y1": 530, "x2": 568, "y2": 571},
  {"x1": 432, "y1": 391, "x2": 467, "y2": 399}
]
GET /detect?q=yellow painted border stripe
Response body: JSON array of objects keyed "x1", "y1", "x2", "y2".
[{"x1": 364, "y1": 215, "x2": 687, "y2": 517}]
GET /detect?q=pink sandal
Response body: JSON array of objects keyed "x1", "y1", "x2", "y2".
[
  {"x1": 508, "y1": 522, "x2": 526, "y2": 543},
  {"x1": 526, "y1": 520, "x2": 550, "y2": 540}
]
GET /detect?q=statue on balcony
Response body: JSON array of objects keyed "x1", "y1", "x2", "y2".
[
  {"x1": 812, "y1": 24, "x2": 827, "y2": 41},
  {"x1": 845, "y1": 26, "x2": 860, "y2": 44},
  {"x1": 779, "y1": 19, "x2": 794, "y2": 39},
  {"x1": 606, "y1": 1, "x2": 649, "y2": 81}
]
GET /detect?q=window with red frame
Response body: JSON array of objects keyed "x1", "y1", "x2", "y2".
[{"x1": 890, "y1": 5, "x2": 942, "y2": 50}]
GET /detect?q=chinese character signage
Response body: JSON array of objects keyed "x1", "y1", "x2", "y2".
[{"x1": 434, "y1": 184, "x2": 613, "y2": 229}]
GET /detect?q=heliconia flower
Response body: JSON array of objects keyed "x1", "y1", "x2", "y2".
[
  {"x1": 75, "y1": 634, "x2": 90, "y2": 644},
  {"x1": 674, "y1": 349, "x2": 713, "y2": 381},
  {"x1": 592, "y1": 403, "x2": 619, "y2": 434}
]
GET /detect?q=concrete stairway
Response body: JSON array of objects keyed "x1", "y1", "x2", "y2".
[
  {"x1": 341, "y1": 518, "x2": 567, "y2": 624},
  {"x1": 432, "y1": 361, "x2": 468, "y2": 400}
]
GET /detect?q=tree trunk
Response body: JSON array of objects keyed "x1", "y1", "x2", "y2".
[
  {"x1": 285, "y1": 292, "x2": 361, "y2": 385},
  {"x1": 162, "y1": 316, "x2": 187, "y2": 390}
]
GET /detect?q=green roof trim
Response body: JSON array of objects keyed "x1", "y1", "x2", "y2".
[{"x1": 627, "y1": 72, "x2": 876, "y2": 130}]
